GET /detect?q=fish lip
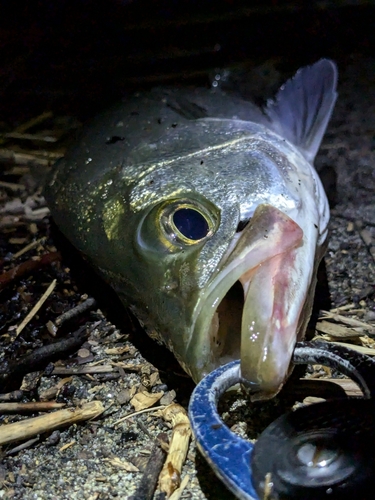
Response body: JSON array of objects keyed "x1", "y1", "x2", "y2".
[{"x1": 186, "y1": 203, "x2": 305, "y2": 396}]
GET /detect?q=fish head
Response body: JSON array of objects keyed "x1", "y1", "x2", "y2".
[
  {"x1": 46, "y1": 60, "x2": 337, "y2": 399},
  {"x1": 89, "y1": 120, "x2": 326, "y2": 399}
]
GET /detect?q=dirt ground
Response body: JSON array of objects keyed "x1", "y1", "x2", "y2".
[{"x1": 0, "y1": 3, "x2": 374, "y2": 499}]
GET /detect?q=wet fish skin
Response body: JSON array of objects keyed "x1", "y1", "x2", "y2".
[{"x1": 45, "y1": 59, "x2": 337, "y2": 398}]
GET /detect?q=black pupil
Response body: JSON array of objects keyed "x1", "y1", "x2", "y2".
[{"x1": 173, "y1": 208, "x2": 209, "y2": 240}]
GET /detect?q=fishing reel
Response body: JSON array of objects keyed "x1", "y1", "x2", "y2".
[{"x1": 189, "y1": 341, "x2": 375, "y2": 500}]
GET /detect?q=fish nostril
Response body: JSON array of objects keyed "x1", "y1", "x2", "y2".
[
  {"x1": 105, "y1": 136, "x2": 125, "y2": 145},
  {"x1": 236, "y1": 219, "x2": 251, "y2": 232}
]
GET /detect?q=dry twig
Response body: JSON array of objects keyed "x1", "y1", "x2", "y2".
[
  {"x1": 52, "y1": 365, "x2": 115, "y2": 375},
  {"x1": 169, "y1": 474, "x2": 190, "y2": 500},
  {"x1": 6, "y1": 437, "x2": 40, "y2": 456},
  {"x1": 0, "y1": 400, "x2": 104, "y2": 445},
  {"x1": 131, "y1": 433, "x2": 168, "y2": 500},
  {"x1": 55, "y1": 297, "x2": 97, "y2": 327},
  {"x1": 0, "y1": 402, "x2": 66, "y2": 413}
]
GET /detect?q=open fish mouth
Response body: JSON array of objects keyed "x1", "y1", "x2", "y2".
[{"x1": 187, "y1": 203, "x2": 306, "y2": 399}]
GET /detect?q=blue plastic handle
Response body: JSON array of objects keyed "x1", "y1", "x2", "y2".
[
  {"x1": 188, "y1": 341, "x2": 375, "y2": 500},
  {"x1": 188, "y1": 360, "x2": 259, "y2": 500}
]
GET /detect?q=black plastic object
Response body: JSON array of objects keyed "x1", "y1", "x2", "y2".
[{"x1": 251, "y1": 398, "x2": 375, "y2": 500}]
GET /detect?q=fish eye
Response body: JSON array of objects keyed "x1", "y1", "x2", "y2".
[
  {"x1": 159, "y1": 199, "x2": 218, "y2": 246},
  {"x1": 172, "y1": 207, "x2": 209, "y2": 241}
]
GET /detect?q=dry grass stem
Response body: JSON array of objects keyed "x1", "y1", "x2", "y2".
[
  {"x1": 113, "y1": 405, "x2": 166, "y2": 426},
  {"x1": 12, "y1": 237, "x2": 46, "y2": 260},
  {"x1": 15, "y1": 279, "x2": 56, "y2": 337},
  {"x1": 12, "y1": 111, "x2": 53, "y2": 133}
]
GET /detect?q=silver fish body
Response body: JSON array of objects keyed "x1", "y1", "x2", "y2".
[{"x1": 46, "y1": 60, "x2": 337, "y2": 398}]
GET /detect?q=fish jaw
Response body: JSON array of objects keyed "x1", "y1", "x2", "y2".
[
  {"x1": 240, "y1": 246, "x2": 303, "y2": 399},
  {"x1": 187, "y1": 203, "x2": 309, "y2": 399}
]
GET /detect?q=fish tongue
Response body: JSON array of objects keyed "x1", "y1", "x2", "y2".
[{"x1": 239, "y1": 210, "x2": 304, "y2": 399}]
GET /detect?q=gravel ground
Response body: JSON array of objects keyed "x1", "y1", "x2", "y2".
[{"x1": 0, "y1": 51, "x2": 374, "y2": 500}]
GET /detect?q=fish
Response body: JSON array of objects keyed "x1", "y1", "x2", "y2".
[{"x1": 45, "y1": 59, "x2": 337, "y2": 399}]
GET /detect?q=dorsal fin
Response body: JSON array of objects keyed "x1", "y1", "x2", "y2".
[{"x1": 265, "y1": 59, "x2": 338, "y2": 163}]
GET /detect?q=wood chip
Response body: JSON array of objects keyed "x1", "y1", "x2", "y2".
[
  {"x1": 300, "y1": 378, "x2": 363, "y2": 397},
  {"x1": 0, "y1": 180, "x2": 26, "y2": 191},
  {"x1": 130, "y1": 390, "x2": 164, "y2": 411},
  {"x1": 330, "y1": 303, "x2": 356, "y2": 313},
  {"x1": 315, "y1": 320, "x2": 363, "y2": 338},
  {"x1": 104, "y1": 346, "x2": 130, "y2": 355},
  {"x1": 104, "y1": 457, "x2": 140, "y2": 472},
  {"x1": 320, "y1": 310, "x2": 375, "y2": 332},
  {"x1": 325, "y1": 341, "x2": 375, "y2": 355},
  {"x1": 149, "y1": 371, "x2": 162, "y2": 387},
  {"x1": 158, "y1": 403, "x2": 192, "y2": 497},
  {"x1": 360, "y1": 336, "x2": 375, "y2": 348},
  {"x1": 302, "y1": 396, "x2": 326, "y2": 405},
  {"x1": 168, "y1": 474, "x2": 190, "y2": 500},
  {"x1": 0, "y1": 401, "x2": 104, "y2": 445},
  {"x1": 116, "y1": 389, "x2": 132, "y2": 405},
  {"x1": 39, "y1": 377, "x2": 73, "y2": 401},
  {"x1": 52, "y1": 365, "x2": 115, "y2": 375},
  {"x1": 110, "y1": 361, "x2": 143, "y2": 372},
  {"x1": 59, "y1": 440, "x2": 76, "y2": 452},
  {"x1": 77, "y1": 348, "x2": 91, "y2": 358},
  {"x1": 160, "y1": 390, "x2": 176, "y2": 406},
  {"x1": 8, "y1": 237, "x2": 28, "y2": 245}
]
